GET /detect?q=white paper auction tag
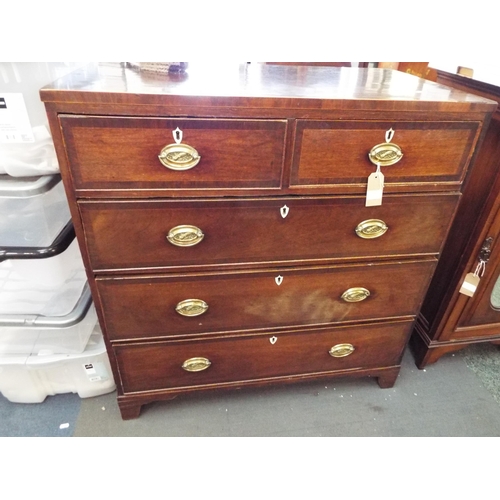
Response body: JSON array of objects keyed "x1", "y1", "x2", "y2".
[
  {"x1": 366, "y1": 165, "x2": 384, "y2": 207},
  {"x1": 459, "y1": 260, "x2": 486, "y2": 297},
  {"x1": 459, "y1": 273, "x2": 480, "y2": 297}
]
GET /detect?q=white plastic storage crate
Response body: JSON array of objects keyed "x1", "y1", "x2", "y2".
[
  {"x1": 0, "y1": 174, "x2": 71, "y2": 247},
  {"x1": 0, "y1": 325, "x2": 116, "y2": 403},
  {"x1": 0, "y1": 283, "x2": 97, "y2": 355},
  {"x1": 1, "y1": 62, "x2": 86, "y2": 177},
  {"x1": 0, "y1": 222, "x2": 87, "y2": 316}
]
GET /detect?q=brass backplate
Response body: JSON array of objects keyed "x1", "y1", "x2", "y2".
[
  {"x1": 355, "y1": 219, "x2": 388, "y2": 239},
  {"x1": 341, "y1": 287, "x2": 370, "y2": 303},
  {"x1": 182, "y1": 357, "x2": 211, "y2": 372},
  {"x1": 175, "y1": 299, "x2": 209, "y2": 317},
  {"x1": 167, "y1": 225, "x2": 204, "y2": 247},
  {"x1": 329, "y1": 343, "x2": 355, "y2": 358},
  {"x1": 368, "y1": 142, "x2": 403, "y2": 167},
  {"x1": 158, "y1": 143, "x2": 201, "y2": 170}
]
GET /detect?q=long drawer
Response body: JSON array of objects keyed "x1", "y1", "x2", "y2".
[
  {"x1": 114, "y1": 320, "x2": 413, "y2": 394},
  {"x1": 80, "y1": 193, "x2": 458, "y2": 272},
  {"x1": 59, "y1": 116, "x2": 287, "y2": 190},
  {"x1": 97, "y1": 260, "x2": 436, "y2": 340},
  {"x1": 292, "y1": 120, "x2": 480, "y2": 189}
]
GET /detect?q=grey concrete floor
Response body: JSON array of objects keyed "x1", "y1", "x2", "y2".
[{"x1": 73, "y1": 346, "x2": 500, "y2": 437}]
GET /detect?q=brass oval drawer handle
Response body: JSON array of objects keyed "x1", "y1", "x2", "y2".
[
  {"x1": 167, "y1": 225, "x2": 205, "y2": 247},
  {"x1": 341, "y1": 287, "x2": 371, "y2": 303},
  {"x1": 355, "y1": 219, "x2": 388, "y2": 239},
  {"x1": 158, "y1": 127, "x2": 201, "y2": 171},
  {"x1": 182, "y1": 357, "x2": 211, "y2": 372},
  {"x1": 175, "y1": 299, "x2": 209, "y2": 317},
  {"x1": 369, "y1": 143, "x2": 403, "y2": 166},
  {"x1": 368, "y1": 128, "x2": 403, "y2": 167},
  {"x1": 329, "y1": 343, "x2": 355, "y2": 358}
]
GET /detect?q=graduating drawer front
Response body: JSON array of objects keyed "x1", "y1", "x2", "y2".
[
  {"x1": 59, "y1": 116, "x2": 287, "y2": 191},
  {"x1": 291, "y1": 120, "x2": 480, "y2": 190},
  {"x1": 114, "y1": 320, "x2": 413, "y2": 393},
  {"x1": 80, "y1": 193, "x2": 458, "y2": 271},
  {"x1": 97, "y1": 260, "x2": 436, "y2": 341}
]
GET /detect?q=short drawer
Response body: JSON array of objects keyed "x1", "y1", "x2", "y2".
[
  {"x1": 114, "y1": 320, "x2": 413, "y2": 393},
  {"x1": 59, "y1": 115, "x2": 287, "y2": 191},
  {"x1": 96, "y1": 260, "x2": 436, "y2": 341},
  {"x1": 79, "y1": 193, "x2": 458, "y2": 271},
  {"x1": 291, "y1": 120, "x2": 480, "y2": 190}
]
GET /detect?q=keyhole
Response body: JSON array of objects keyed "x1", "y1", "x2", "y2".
[
  {"x1": 173, "y1": 127, "x2": 183, "y2": 144},
  {"x1": 385, "y1": 128, "x2": 394, "y2": 143},
  {"x1": 275, "y1": 275, "x2": 283, "y2": 286},
  {"x1": 269, "y1": 336, "x2": 278, "y2": 345},
  {"x1": 280, "y1": 205, "x2": 289, "y2": 218}
]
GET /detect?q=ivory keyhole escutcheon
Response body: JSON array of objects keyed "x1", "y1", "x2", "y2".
[
  {"x1": 280, "y1": 205, "x2": 289, "y2": 218},
  {"x1": 270, "y1": 336, "x2": 278, "y2": 345},
  {"x1": 173, "y1": 127, "x2": 183, "y2": 143},
  {"x1": 275, "y1": 275, "x2": 283, "y2": 286}
]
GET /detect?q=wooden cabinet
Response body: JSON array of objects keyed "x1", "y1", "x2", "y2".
[
  {"x1": 411, "y1": 71, "x2": 500, "y2": 367},
  {"x1": 40, "y1": 63, "x2": 495, "y2": 419}
]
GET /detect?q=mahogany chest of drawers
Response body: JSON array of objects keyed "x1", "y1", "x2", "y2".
[{"x1": 40, "y1": 63, "x2": 495, "y2": 419}]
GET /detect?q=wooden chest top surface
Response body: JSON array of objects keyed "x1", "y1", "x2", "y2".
[{"x1": 39, "y1": 63, "x2": 496, "y2": 114}]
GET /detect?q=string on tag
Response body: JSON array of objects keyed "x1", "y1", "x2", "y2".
[{"x1": 474, "y1": 260, "x2": 486, "y2": 278}]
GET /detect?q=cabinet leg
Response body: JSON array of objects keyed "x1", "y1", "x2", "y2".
[
  {"x1": 377, "y1": 367, "x2": 400, "y2": 388},
  {"x1": 413, "y1": 347, "x2": 451, "y2": 368},
  {"x1": 118, "y1": 401, "x2": 143, "y2": 420},
  {"x1": 410, "y1": 333, "x2": 466, "y2": 369}
]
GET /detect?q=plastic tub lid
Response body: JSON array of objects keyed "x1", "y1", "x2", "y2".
[
  {"x1": 0, "y1": 174, "x2": 60, "y2": 197},
  {"x1": 0, "y1": 282, "x2": 92, "y2": 328},
  {"x1": 0, "y1": 219, "x2": 74, "y2": 262}
]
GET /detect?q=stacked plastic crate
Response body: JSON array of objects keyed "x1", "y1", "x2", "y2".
[{"x1": 0, "y1": 63, "x2": 115, "y2": 403}]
